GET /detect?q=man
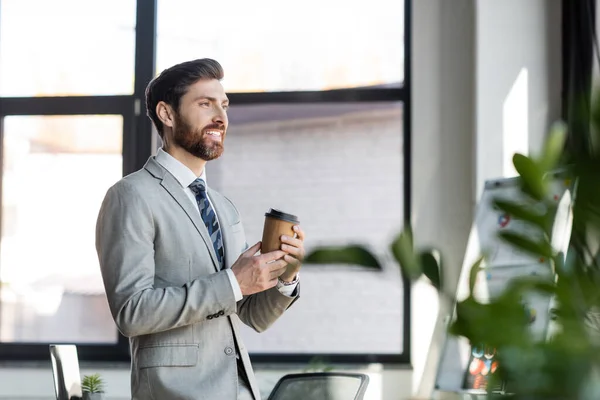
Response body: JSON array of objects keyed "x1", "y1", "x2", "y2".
[{"x1": 95, "y1": 58, "x2": 304, "y2": 400}]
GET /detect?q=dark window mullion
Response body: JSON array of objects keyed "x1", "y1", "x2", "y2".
[
  {"x1": 228, "y1": 87, "x2": 405, "y2": 105},
  {"x1": 0, "y1": 96, "x2": 134, "y2": 116},
  {"x1": 402, "y1": 0, "x2": 413, "y2": 366},
  {"x1": 131, "y1": 0, "x2": 157, "y2": 173}
]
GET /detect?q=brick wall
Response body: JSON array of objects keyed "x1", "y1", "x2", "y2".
[{"x1": 209, "y1": 103, "x2": 405, "y2": 354}]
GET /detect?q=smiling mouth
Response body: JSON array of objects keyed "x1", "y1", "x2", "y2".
[{"x1": 204, "y1": 129, "x2": 223, "y2": 138}]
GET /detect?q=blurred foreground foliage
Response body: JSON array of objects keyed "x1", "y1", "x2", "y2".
[{"x1": 306, "y1": 93, "x2": 600, "y2": 399}]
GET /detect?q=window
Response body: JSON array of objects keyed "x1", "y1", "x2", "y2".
[
  {"x1": 0, "y1": 0, "x2": 136, "y2": 97},
  {"x1": 0, "y1": 0, "x2": 410, "y2": 364},
  {"x1": 209, "y1": 103, "x2": 404, "y2": 354},
  {"x1": 156, "y1": 0, "x2": 404, "y2": 92},
  {"x1": 0, "y1": 115, "x2": 122, "y2": 344}
]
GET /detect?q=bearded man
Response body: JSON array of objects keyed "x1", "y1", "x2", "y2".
[{"x1": 95, "y1": 58, "x2": 305, "y2": 400}]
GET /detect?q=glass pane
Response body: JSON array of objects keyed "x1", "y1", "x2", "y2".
[
  {"x1": 0, "y1": 115, "x2": 122, "y2": 343},
  {"x1": 208, "y1": 102, "x2": 404, "y2": 354},
  {"x1": 156, "y1": 0, "x2": 404, "y2": 92},
  {"x1": 0, "y1": 0, "x2": 136, "y2": 97}
]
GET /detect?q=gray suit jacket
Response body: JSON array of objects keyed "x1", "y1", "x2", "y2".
[{"x1": 95, "y1": 157, "x2": 299, "y2": 400}]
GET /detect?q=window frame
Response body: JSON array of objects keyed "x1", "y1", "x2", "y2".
[
  {"x1": 0, "y1": 0, "x2": 412, "y2": 365},
  {"x1": 0, "y1": 98, "x2": 137, "y2": 361}
]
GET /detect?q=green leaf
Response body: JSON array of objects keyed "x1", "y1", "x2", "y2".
[
  {"x1": 492, "y1": 198, "x2": 547, "y2": 229},
  {"x1": 450, "y1": 295, "x2": 531, "y2": 350},
  {"x1": 505, "y1": 276, "x2": 556, "y2": 296},
  {"x1": 304, "y1": 245, "x2": 381, "y2": 269},
  {"x1": 420, "y1": 250, "x2": 442, "y2": 289},
  {"x1": 82, "y1": 373, "x2": 105, "y2": 393},
  {"x1": 513, "y1": 153, "x2": 547, "y2": 200},
  {"x1": 499, "y1": 231, "x2": 554, "y2": 258},
  {"x1": 469, "y1": 257, "x2": 484, "y2": 295},
  {"x1": 390, "y1": 227, "x2": 422, "y2": 280},
  {"x1": 539, "y1": 121, "x2": 567, "y2": 172}
]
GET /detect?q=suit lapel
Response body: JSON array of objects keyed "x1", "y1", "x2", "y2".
[
  {"x1": 145, "y1": 158, "x2": 220, "y2": 272},
  {"x1": 208, "y1": 189, "x2": 235, "y2": 270}
]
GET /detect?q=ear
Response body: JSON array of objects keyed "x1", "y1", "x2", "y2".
[{"x1": 156, "y1": 101, "x2": 175, "y2": 128}]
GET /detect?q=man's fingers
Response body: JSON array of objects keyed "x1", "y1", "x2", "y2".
[
  {"x1": 284, "y1": 254, "x2": 301, "y2": 266},
  {"x1": 280, "y1": 243, "x2": 303, "y2": 259},
  {"x1": 261, "y1": 250, "x2": 286, "y2": 263},
  {"x1": 267, "y1": 259, "x2": 288, "y2": 272},
  {"x1": 280, "y1": 236, "x2": 303, "y2": 248},
  {"x1": 242, "y1": 242, "x2": 262, "y2": 257},
  {"x1": 269, "y1": 267, "x2": 286, "y2": 280},
  {"x1": 292, "y1": 225, "x2": 305, "y2": 241},
  {"x1": 280, "y1": 233, "x2": 305, "y2": 259}
]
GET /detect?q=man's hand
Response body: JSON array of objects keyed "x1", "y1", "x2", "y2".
[
  {"x1": 231, "y1": 242, "x2": 288, "y2": 296},
  {"x1": 279, "y1": 225, "x2": 306, "y2": 282}
]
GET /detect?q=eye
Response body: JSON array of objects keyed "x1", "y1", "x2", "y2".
[
  {"x1": 199, "y1": 102, "x2": 210, "y2": 107},
  {"x1": 223, "y1": 104, "x2": 229, "y2": 111}
]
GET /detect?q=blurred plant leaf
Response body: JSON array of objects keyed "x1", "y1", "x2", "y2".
[
  {"x1": 493, "y1": 198, "x2": 548, "y2": 230},
  {"x1": 420, "y1": 249, "x2": 442, "y2": 289},
  {"x1": 499, "y1": 231, "x2": 553, "y2": 258},
  {"x1": 449, "y1": 295, "x2": 529, "y2": 349},
  {"x1": 303, "y1": 356, "x2": 334, "y2": 373},
  {"x1": 469, "y1": 257, "x2": 484, "y2": 295},
  {"x1": 539, "y1": 121, "x2": 568, "y2": 172},
  {"x1": 513, "y1": 153, "x2": 546, "y2": 201},
  {"x1": 390, "y1": 227, "x2": 422, "y2": 280},
  {"x1": 505, "y1": 275, "x2": 556, "y2": 297},
  {"x1": 295, "y1": 87, "x2": 600, "y2": 397},
  {"x1": 304, "y1": 245, "x2": 381, "y2": 269}
]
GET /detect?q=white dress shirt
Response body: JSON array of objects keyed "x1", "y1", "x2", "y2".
[{"x1": 154, "y1": 148, "x2": 298, "y2": 300}]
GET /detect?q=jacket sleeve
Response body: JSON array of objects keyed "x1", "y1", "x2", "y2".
[
  {"x1": 219, "y1": 194, "x2": 300, "y2": 332},
  {"x1": 95, "y1": 181, "x2": 237, "y2": 337},
  {"x1": 236, "y1": 285, "x2": 300, "y2": 333}
]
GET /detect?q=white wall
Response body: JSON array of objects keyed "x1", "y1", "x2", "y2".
[
  {"x1": 475, "y1": 0, "x2": 563, "y2": 194},
  {"x1": 411, "y1": 0, "x2": 476, "y2": 398},
  {"x1": 411, "y1": 0, "x2": 562, "y2": 399}
]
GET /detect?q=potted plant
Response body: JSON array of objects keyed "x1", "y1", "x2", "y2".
[
  {"x1": 81, "y1": 373, "x2": 105, "y2": 400},
  {"x1": 306, "y1": 95, "x2": 600, "y2": 399}
]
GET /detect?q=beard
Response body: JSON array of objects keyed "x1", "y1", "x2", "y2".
[{"x1": 172, "y1": 113, "x2": 225, "y2": 161}]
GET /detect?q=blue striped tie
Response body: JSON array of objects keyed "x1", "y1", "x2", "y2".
[{"x1": 189, "y1": 178, "x2": 225, "y2": 269}]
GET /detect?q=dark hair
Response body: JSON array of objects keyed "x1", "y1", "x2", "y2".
[{"x1": 145, "y1": 58, "x2": 224, "y2": 138}]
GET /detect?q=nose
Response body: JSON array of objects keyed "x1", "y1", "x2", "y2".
[{"x1": 213, "y1": 108, "x2": 227, "y2": 126}]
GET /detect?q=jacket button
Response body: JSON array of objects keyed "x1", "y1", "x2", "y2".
[
  {"x1": 219, "y1": 310, "x2": 225, "y2": 316},
  {"x1": 207, "y1": 315, "x2": 213, "y2": 320},
  {"x1": 224, "y1": 347, "x2": 234, "y2": 356}
]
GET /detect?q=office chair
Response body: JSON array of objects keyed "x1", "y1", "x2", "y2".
[
  {"x1": 49, "y1": 344, "x2": 83, "y2": 400},
  {"x1": 267, "y1": 372, "x2": 370, "y2": 400}
]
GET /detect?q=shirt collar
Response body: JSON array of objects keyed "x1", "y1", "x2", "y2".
[{"x1": 155, "y1": 147, "x2": 207, "y2": 189}]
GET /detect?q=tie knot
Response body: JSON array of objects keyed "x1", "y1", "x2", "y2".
[{"x1": 189, "y1": 178, "x2": 207, "y2": 195}]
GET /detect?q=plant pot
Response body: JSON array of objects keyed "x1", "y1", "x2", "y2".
[{"x1": 83, "y1": 392, "x2": 105, "y2": 400}]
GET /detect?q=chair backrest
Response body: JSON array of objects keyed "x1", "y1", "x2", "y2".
[
  {"x1": 49, "y1": 344, "x2": 83, "y2": 400},
  {"x1": 267, "y1": 372, "x2": 370, "y2": 400}
]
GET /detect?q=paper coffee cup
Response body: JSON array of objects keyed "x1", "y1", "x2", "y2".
[{"x1": 261, "y1": 208, "x2": 300, "y2": 254}]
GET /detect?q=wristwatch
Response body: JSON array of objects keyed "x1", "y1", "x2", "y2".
[{"x1": 277, "y1": 274, "x2": 299, "y2": 287}]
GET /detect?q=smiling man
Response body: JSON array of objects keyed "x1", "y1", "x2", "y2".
[{"x1": 95, "y1": 58, "x2": 305, "y2": 400}]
